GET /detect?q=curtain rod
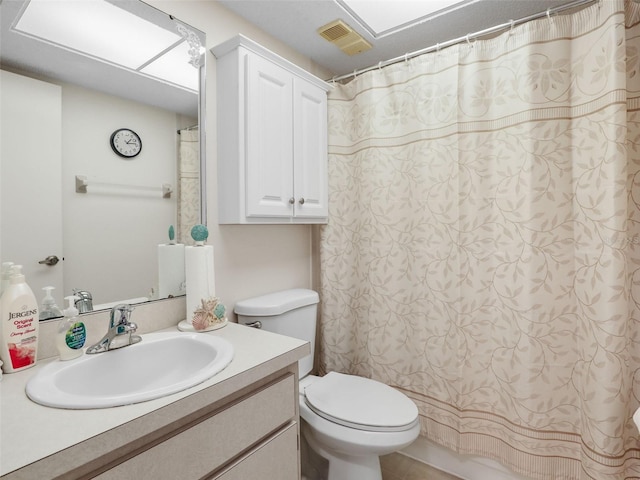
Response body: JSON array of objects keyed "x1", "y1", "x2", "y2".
[
  {"x1": 329, "y1": 0, "x2": 598, "y2": 83},
  {"x1": 177, "y1": 124, "x2": 198, "y2": 134}
]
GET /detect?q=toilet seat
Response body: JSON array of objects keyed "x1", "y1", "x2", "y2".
[{"x1": 303, "y1": 372, "x2": 419, "y2": 432}]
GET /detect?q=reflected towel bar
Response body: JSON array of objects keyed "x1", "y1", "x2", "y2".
[{"x1": 75, "y1": 175, "x2": 172, "y2": 198}]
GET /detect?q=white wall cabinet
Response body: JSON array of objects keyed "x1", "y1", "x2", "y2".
[{"x1": 212, "y1": 35, "x2": 329, "y2": 224}]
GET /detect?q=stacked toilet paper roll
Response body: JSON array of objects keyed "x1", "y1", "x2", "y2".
[
  {"x1": 185, "y1": 244, "x2": 215, "y2": 324},
  {"x1": 157, "y1": 243, "x2": 185, "y2": 298}
]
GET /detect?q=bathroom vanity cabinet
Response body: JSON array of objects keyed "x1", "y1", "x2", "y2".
[
  {"x1": 212, "y1": 35, "x2": 329, "y2": 224},
  {"x1": 0, "y1": 323, "x2": 308, "y2": 480},
  {"x1": 94, "y1": 372, "x2": 299, "y2": 480}
]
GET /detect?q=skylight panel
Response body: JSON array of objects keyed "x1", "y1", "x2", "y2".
[{"x1": 337, "y1": 0, "x2": 469, "y2": 37}]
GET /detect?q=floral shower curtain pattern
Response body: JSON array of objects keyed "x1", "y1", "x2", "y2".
[
  {"x1": 177, "y1": 128, "x2": 200, "y2": 244},
  {"x1": 320, "y1": 1, "x2": 640, "y2": 478}
]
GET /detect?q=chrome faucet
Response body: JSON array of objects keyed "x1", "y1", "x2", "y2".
[
  {"x1": 86, "y1": 304, "x2": 141, "y2": 354},
  {"x1": 73, "y1": 289, "x2": 93, "y2": 313}
]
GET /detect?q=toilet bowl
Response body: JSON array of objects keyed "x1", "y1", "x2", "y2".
[
  {"x1": 299, "y1": 374, "x2": 420, "y2": 480},
  {"x1": 234, "y1": 289, "x2": 420, "y2": 480}
]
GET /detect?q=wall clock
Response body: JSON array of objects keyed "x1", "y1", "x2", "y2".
[{"x1": 110, "y1": 128, "x2": 142, "y2": 158}]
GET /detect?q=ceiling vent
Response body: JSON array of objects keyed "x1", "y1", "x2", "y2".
[{"x1": 317, "y1": 19, "x2": 372, "y2": 56}]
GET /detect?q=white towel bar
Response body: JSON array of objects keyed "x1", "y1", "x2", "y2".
[{"x1": 75, "y1": 175, "x2": 172, "y2": 198}]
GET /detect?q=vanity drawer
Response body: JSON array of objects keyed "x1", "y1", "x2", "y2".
[
  {"x1": 94, "y1": 374, "x2": 295, "y2": 480},
  {"x1": 211, "y1": 422, "x2": 298, "y2": 480}
]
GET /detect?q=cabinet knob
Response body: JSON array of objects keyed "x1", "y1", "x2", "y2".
[
  {"x1": 298, "y1": 197, "x2": 305, "y2": 205},
  {"x1": 289, "y1": 197, "x2": 295, "y2": 205}
]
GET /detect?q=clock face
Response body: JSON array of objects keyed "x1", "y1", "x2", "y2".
[{"x1": 110, "y1": 128, "x2": 142, "y2": 158}]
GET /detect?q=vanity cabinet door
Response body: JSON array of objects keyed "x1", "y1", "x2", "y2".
[
  {"x1": 211, "y1": 423, "x2": 298, "y2": 480},
  {"x1": 93, "y1": 374, "x2": 296, "y2": 480}
]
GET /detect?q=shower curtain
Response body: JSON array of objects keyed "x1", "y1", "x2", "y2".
[
  {"x1": 177, "y1": 128, "x2": 200, "y2": 244},
  {"x1": 319, "y1": 1, "x2": 640, "y2": 478}
]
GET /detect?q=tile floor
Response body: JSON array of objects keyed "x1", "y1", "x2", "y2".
[{"x1": 381, "y1": 453, "x2": 462, "y2": 480}]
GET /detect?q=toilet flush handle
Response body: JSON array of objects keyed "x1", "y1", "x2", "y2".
[{"x1": 244, "y1": 321, "x2": 262, "y2": 329}]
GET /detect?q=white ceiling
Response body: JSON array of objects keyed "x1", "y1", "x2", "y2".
[{"x1": 218, "y1": 0, "x2": 582, "y2": 79}]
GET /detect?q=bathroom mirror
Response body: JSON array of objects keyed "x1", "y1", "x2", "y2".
[{"x1": 0, "y1": 0, "x2": 206, "y2": 318}]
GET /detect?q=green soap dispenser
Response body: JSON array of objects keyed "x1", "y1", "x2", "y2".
[{"x1": 56, "y1": 296, "x2": 86, "y2": 360}]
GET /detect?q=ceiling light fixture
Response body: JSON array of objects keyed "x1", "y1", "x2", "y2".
[
  {"x1": 11, "y1": 0, "x2": 199, "y2": 92},
  {"x1": 14, "y1": 0, "x2": 181, "y2": 69},
  {"x1": 141, "y1": 41, "x2": 200, "y2": 91}
]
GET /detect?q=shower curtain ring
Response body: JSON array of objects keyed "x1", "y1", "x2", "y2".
[
  {"x1": 546, "y1": 8, "x2": 554, "y2": 24},
  {"x1": 378, "y1": 61, "x2": 382, "y2": 70},
  {"x1": 466, "y1": 34, "x2": 475, "y2": 48},
  {"x1": 509, "y1": 19, "x2": 515, "y2": 35}
]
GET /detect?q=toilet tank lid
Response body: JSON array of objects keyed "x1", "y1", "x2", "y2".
[{"x1": 234, "y1": 289, "x2": 319, "y2": 316}]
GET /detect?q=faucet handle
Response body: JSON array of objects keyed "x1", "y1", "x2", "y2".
[
  {"x1": 86, "y1": 303, "x2": 140, "y2": 354},
  {"x1": 117, "y1": 304, "x2": 133, "y2": 320},
  {"x1": 112, "y1": 303, "x2": 133, "y2": 313},
  {"x1": 73, "y1": 288, "x2": 92, "y2": 298},
  {"x1": 110, "y1": 303, "x2": 134, "y2": 328},
  {"x1": 73, "y1": 289, "x2": 94, "y2": 313}
]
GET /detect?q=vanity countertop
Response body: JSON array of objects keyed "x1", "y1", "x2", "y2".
[{"x1": 0, "y1": 322, "x2": 309, "y2": 478}]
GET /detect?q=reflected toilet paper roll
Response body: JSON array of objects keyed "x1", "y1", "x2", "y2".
[
  {"x1": 185, "y1": 245, "x2": 215, "y2": 323},
  {"x1": 158, "y1": 243, "x2": 185, "y2": 298}
]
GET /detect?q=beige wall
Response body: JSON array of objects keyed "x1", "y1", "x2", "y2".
[{"x1": 145, "y1": 1, "x2": 331, "y2": 320}]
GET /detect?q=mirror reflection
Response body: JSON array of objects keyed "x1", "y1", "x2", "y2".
[{"x1": 0, "y1": 0, "x2": 206, "y2": 319}]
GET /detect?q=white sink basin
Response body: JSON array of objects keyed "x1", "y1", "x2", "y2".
[{"x1": 26, "y1": 331, "x2": 234, "y2": 409}]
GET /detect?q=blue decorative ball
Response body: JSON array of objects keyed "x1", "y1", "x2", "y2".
[
  {"x1": 190, "y1": 224, "x2": 209, "y2": 242},
  {"x1": 213, "y1": 303, "x2": 226, "y2": 319},
  {"x1": 168, "y1": 225, "x2": 175, "y2": 241}
]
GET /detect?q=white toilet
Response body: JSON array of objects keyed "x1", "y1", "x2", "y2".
[{"x1": 235, "y1": 289, "x2": 420, "y2": 480}]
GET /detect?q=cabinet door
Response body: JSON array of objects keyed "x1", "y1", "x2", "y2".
[
  {"x1": 293, "y1": 78, "x2": 328, "y2": 218},
  {"x1": 245, "y1": 53, "x2": 294, "y2": 218},
  {"x1": 212, "y1": 423, "x2": 298, "y2": 480},
  {"x1": 93, "y1": 375, "x2": 296, "y2": 480}
]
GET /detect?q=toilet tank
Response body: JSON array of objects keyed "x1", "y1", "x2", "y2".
[{"x1": 234, "y1": 289, "x2": 319, "y2": 378}]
